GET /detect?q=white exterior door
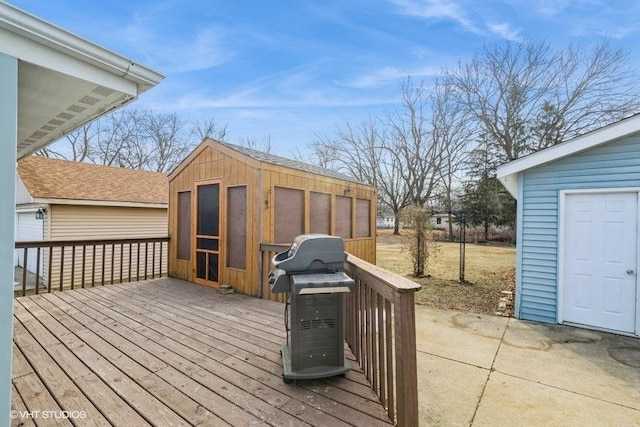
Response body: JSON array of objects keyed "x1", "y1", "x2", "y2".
[{"x1": 562, "y1": 192, "x2": 637, "y2": 334}]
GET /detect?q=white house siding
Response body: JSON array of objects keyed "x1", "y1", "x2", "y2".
[
  {"x1": 519, "y1": 136, "x2": 640, "y2": 323},
  {"x1": 15, "y1": 174, "x2": 32, "y2": 204},
  {"x1": 14, "y1": 210, "x2": 44, "y2": 273},
  {"x1": 45, "y1": 204, "x2": 168, "y2": 288}
]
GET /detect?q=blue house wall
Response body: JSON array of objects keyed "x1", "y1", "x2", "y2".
[{"x1": 518, "y1": 136, "x2": 640, "y2": 323}]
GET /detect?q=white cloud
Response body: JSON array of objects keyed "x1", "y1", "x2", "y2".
[
  {"x1": 388, "y1": 0, "x2": 478, "y2": 32},
  {"x1": 113, "y1": 5, "x2": 233, "y2": 73},
  {"x1": 341, "y1": 65, "x2": 439, "y2": 89},
  {"x1": 487, "y1": 22, "x2": 522, "y2": 41}
]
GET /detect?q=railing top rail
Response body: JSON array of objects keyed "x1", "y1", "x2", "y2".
[
  {"x1": 345, "y1": 253, "x2": 421, "y2": 293},
  {"x1": 260, "y1": 242, "x2": 421, "y2": 294},
  {"x1": 15, "y1": 236, "x2": 170, "y2": 249}
]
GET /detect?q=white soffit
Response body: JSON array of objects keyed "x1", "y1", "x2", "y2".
[{"x1": 0, "y1": 3, "x2": 164, "y2": 158}]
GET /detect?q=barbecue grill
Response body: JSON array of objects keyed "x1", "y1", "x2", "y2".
[{"x1": 268, "y1": 234, "x2": 355, "y2": 383}]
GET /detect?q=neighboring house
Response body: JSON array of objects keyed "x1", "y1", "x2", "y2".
[
  {"x1": 432, "y1": 212, "x2": 458, "y2": 232},
  {"x1": 377, "y1": 215, "x2": 395, "y2": 229},
  {"x1": 168, "y1": 139, "x2": 377, "y2": 299},
  {"x1": 377, "y1": 212, "x2": 459, "y2": 232},
  {"x1": 497, "y1": 114, "x2": 640, "y2": 337},
  {"x1": 16, "y1": 155, "x2": 168, "y2": 285}
]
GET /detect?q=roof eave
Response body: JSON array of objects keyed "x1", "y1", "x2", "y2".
[
  {"x1": 31, "y1": 197, "x2": 168, "y2": 209},
  {"x1": 0, "y1": 4, "x2": 164, "y2": 92},
  {"x1": 497, "y1": 114, "x2": 640, "y2": 199}
]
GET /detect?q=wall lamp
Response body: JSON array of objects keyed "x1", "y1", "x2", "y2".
[{"x1": 35, "y1": 206, "x2": 46, "y2": 220}]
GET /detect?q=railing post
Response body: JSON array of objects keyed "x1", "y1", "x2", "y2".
[
  {"x1": 21, "y1": 248, "x2": 27, "y2": 297},
  {"x1": 35, "y1": 248, "x2": 41, "y2": 295},
  {"x1": 70, "y1": 246, "x2": 76, "y2": 289},
  {"x1": 81, "y1": 245, "x2": 86, "y2": 288},
  {"x1": 59, "y1": 246, "x2": 65, "y2": 291},
  {"x1": 394, "y1": 290, "x2": 419, "y2": 427},
  {"x1": 340, "y1": 253, "x2": 420, "y2": 426}
]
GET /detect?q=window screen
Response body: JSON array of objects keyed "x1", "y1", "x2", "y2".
[
  {"x1": 335, "y1": 196, "x2": 352, "y2": 239},
  {"x1": 356, "y1": 198, "x2": 371, "y2": 238},
  {"x1": 274, "y1": 187, "x2": 304, "y2": 243},
  {"x1": 177, "y1": 191, "x2": 191, "y2": 260},
  {"x1": 197, "y1": 183, "x2": 219, "y2": 236},
  {"x1": 227, "y1": 186, "x2": 247, "y2": 269},
  {"x1": 310, "y1": 192, "x2": 331, "y2": 234}
]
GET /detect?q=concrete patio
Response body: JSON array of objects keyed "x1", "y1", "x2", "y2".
[{"x1": 416, "y1": 305, "x2": 640, "y2": 426}]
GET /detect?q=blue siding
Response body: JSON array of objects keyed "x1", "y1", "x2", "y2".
[{"x1": 519, "y1": 136, "x2": 640, "y2": 323}]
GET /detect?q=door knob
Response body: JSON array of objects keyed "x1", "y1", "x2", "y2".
[{"x1": 626, "y1": 269, "x2": 635, "y2": 275}]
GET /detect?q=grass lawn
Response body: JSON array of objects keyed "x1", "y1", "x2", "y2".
[{"x1": 376, "y1": 230, "x2": 516, "y2": 315}]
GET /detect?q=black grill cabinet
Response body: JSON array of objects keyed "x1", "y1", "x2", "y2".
[{"x1": 268, "y1": 234, "x2": 355, "y2": 383}]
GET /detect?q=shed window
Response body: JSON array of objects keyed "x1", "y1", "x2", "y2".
[
  {"x1": 177, "y1": 191, "x2": 191, "y2": 260},
  {"x1": 335, "y1": 196, "x2": 352, "y2": 239},
  {"x1": 356, "y1": 198, "x2": 371, "y2": 238},
  {"x1": 310, "y1": 192, "x2": 331, "y2": 234},
  {"x1": 227, "y1": 186, "x2": 247, "y2": 269},
  {"x1": 274, "y1": 187, "x2": 304, "y2": 243}
]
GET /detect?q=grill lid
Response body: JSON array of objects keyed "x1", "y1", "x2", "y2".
[{"x1": 272, "y1": 234, "x2": 347, "y2": 273}]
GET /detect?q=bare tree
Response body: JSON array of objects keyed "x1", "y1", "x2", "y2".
[
  {"x1": 35, "y1": 108, "x2": 228, "y2": 173},
  {"x1": 387, "y1": 77, "x2": 442, "y2": 207},
  {"x1": 142, "y1": 112, "x2": 190, "y2": 172},
  {"x1": 443, "y1": 39, "x2": 640, "y2": 162},
  {"x1": 191, "y1": 117, "x2": 228, "y2": 141},
  {"x1": 430, "y1": 76, "x2": 474, "y2": 240},
  {"x1": 310, "y1": 78, "x2": 453, "y2": 235},
  {"x1": 93, "y1": 109, "x2": 144, "y2": 168},
  {"x1": 238, "y1": 135, "x2": 272, "y2": 153},
  {"x1": 37, "y1": 122, "x2": 98, "y2": 161},
  {"x1": 311, "y1": 117, "x2": 411, "y2": 234}
]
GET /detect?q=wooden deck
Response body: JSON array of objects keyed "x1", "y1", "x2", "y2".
[{"x1": 11, "y1": 278, "x2": 393, "y2": 426}]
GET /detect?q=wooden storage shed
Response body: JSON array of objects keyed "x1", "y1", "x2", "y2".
[{"x1": 168, "y1": 139, "x2": 377, "y2": 298}]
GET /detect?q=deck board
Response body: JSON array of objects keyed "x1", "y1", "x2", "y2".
[{"x1": 11, "y1": 278, "x2": 392, "y2": 427}]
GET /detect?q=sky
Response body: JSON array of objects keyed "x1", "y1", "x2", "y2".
[{"x1": 9, "y1": 0, "x2": 640, "y2": 157}]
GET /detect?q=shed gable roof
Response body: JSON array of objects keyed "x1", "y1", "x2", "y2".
[
  {"x1": 216, "y1": 140, "x2": 361, "y2": 183},
  {"x1": 169, "y1": 138, "x2": 367, "y2": 185},
  {"x1": 497, "y1": 114, "x2": 640, "y2": 198},
  {"x1": 18, "y1": 156, "x2": 168, "y2": 205}
]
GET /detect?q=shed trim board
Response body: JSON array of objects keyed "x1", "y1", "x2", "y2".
[{"x1": 558, "y1": 188, "x2": 640, "y2": 336}]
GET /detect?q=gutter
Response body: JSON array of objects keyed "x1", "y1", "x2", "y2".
[{"x1": 0, "y1": 3, "x2": 164, "y2": 92}]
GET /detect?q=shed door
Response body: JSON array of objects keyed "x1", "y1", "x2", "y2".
[
  {"x1": 562, "y1": 192, "x2": 637, "y2": 333},
  {"x1": 195, "y1": 181, "x2": 221, "y2": 287}
]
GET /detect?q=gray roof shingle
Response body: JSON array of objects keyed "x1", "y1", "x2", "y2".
[{"x1": 218, "y1": 141, "x2": 364, "y2": 184}]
